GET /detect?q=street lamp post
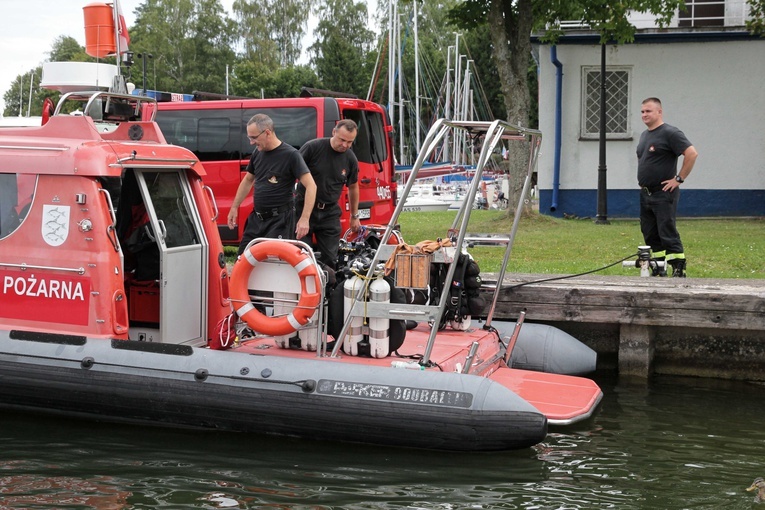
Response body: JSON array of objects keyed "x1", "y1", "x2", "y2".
[
  {"x1": 595, "y1": 42, "x2": 610, "y2": 225},
  {"x1": 136, "y1": 53, "x2": 154, "y2": 93}
]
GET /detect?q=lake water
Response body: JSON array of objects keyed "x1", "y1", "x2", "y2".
[{"x1": 1, "y1": 373, "x2": 764, "y2": 509}]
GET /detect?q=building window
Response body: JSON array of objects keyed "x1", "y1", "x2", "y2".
[
  {"x1": 581, "y1": 66, "x2": 631, "y2": 139},
  {"x1": 679, "y1": 0, "x2": 725, "y2": 26}
]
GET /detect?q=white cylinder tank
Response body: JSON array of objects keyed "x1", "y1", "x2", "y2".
[
  {"x1": 368, "y1": 277, "x2": 390, "y2": 358},
  {"x1": 342, "y1": 275, "x2": 365, "y2": 355}
]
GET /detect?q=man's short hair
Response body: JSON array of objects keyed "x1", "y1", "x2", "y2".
[
  {"x1": 642, "y1": 97, "x2": 662, "y2": 107},
  {"x1": 247, "y1": 113, "x2": 274, "y2": 132},
  {"x1": 335, "y1": 119, "x2": 358, "y2": 133}
]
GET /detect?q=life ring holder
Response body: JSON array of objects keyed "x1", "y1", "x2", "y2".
[{"x1": 230, "y1": 239, "x2": 322, "y2": 336}]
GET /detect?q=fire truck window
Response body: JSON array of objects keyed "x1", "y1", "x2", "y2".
[
  {"x1": 155, "y1": 110, "x2": 239, "y2": 162},
  {"x1": 342, "y1": 110, "x2": 388, "y2": 165},
  {"x1": 198, "y1": 117, "x2": 231, "y2": 154},
  {"x1": 0, "y1": 172, "x2": 35, "y2": 240},
  {"x1": 241, "y1": 107, "x2": 317, "y2": 157}
]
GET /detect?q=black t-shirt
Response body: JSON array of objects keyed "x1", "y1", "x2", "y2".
[
  {"x1": 636, "y1": 123, "x2": 692, "y2": 187},
  {"x1": 297, "y1": 138, "x2": 359, "y2": 204},
  {"x1": 246, "y1": 143, "x2": 309, "y2": 210}
]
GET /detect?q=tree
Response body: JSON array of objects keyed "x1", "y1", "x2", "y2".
[
  {"x1": 129, "y1": 0, "x2": 237, "y2": 94},
  {"x1": 233, "y1": 0, "x2": 314, "y2": 67},
  {"x1": 748, "y1": 0, "x2": 765, "y2": 35},
  {"x1": 448, "y1": 0, "x2": 684, "y2": 217},
  {"x1": 230, "y1": 61, "x2": 321, "y2": 98},
  {"x1": 309, "y1": 0, "x2": 375, "y2": 97},
  {"x1": 2, "y1": 36, "x2": 94, "y2": 117}
]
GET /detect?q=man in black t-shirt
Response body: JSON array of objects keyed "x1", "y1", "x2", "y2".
[
  {"x1": 297, "y1": 119, "x2": 360, "y2": 268},
  {"x1": 636, "y1": 98, "x2": 698, "y2": 277},
  {"x1": 228, "y1": 114, "x2": 317, "y2": 255}
]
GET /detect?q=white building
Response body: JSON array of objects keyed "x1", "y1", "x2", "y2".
[{"x1": 533, "y1": 1, "x2": 765, "y2": 218}]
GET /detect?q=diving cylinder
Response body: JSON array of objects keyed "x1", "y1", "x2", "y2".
[
  {"x1": 449, "y1": 316, "x2": 472, "y2": 331},
  {"x1": 342, "y1": 275, "x2": 365, "y2": 355},
  {"x1": 368, "y1": 276, "x2": 390, "y2": 358},
  {"x1": 274, "y1": 291, "x2": 298, "y2": 348},
  {"x1": 300, "y1": 309, "x2": 319, "y2": 351}
]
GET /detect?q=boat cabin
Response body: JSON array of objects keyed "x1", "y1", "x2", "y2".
[{"x1": 0, "y1": 91, "x2": 230, "y2": 345}]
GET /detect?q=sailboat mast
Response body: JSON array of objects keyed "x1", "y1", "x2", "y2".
[
  {"x1": 387, "y1": 0, "x2": 395, "y2": 155},
  {"x1": 414, "y1": 0, "x2": 421, "y2": 157},
  {"x1": 396, "y1": 3, "x2": 405, "y2": 165}
]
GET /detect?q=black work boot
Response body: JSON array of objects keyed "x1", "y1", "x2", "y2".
[{"x1": 669, "y1": 259, "x2": 687, "y2": 278}]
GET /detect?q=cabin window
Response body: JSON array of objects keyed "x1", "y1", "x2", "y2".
[
  {"x1": 0, "y1": 172, "x2": 35, "y2": 240},
  {"x1": 580, "y1": 66, "x2": 632, "y2": 140},
  {"x1": 142, "y1": 171, "x2": 199, "y2": 248}
]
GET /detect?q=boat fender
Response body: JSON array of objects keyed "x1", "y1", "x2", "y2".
[{"x1": 230, "y1": 241, "x2": 321, "y2": 336}]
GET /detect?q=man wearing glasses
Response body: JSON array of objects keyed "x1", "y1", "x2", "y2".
[{"x1": 228, "y1": 114, "x2": 317, "y2": 255}]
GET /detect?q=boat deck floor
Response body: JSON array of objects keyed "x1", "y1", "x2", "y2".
[{"x1": 231, "y1": 322, "x2": 490, "y2": 374}]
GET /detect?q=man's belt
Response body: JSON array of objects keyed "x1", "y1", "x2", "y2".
[
  {"x1": 315, "y1": 201, "x2": 337, "y2": 210},
  {"x1": 254, "y1": 203, "x2": 291, "y2": 220},
  {"x1": 641, "y1": 185, "x2": 664, "y2": 195}
]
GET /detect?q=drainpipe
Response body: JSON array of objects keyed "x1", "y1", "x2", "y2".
[{"x1": 550, "y1": 45, "x2": 563, "y2": 212}]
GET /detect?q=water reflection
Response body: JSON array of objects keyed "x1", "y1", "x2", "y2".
[{"x1": 1, "y1": 374, "x2": 764, "y2": 509}]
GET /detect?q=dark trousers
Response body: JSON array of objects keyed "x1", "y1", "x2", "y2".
[
  {"x1": 639, "y1": 189, "x2": 684, "y2": 257},
  {"x1": 237, "y1": 207, "x2": 295, "y2": 255},
  {"x1": 297, "y1": 203, "x2": 342, "y2": 268}
]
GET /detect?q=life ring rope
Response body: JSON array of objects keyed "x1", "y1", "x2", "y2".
[{"x1": 229, "y1": 239, "x2": 322, "y2": 337}]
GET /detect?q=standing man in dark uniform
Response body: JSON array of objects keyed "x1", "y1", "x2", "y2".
[
  {"x1": 297, "y1": 119, "x2": 361, "y2": 268},
  {"x1": 636, "y1": 98, "x2": 698, "y2": 277},
  {"x1": 228, "y1": 114, "x2": 316, "y2": 255}
]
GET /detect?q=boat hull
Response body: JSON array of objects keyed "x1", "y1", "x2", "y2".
[{"x1": 0, "y1": 331, "x2": 547, "y2": 451}]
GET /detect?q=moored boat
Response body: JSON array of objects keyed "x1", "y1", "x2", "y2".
[{"x1": 0, "y1": 16, "x2": 601, "y2": 448}]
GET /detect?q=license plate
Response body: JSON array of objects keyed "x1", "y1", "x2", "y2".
[{"x1": 358, "y1": 208, "x2": 371, "y2": 219}]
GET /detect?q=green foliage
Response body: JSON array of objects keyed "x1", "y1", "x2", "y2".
[
  {"x1": 397, "y1": 211, "x2": 765, "y2": 279},
  {"x1": 535, "y1": 0, "x2": 683, "y2": 44},
  {"x1": 129, "y1": 0, "x2": 237, "y2": 94},
  {"x1": 230, "y1": 62, "x2": 321, "y2": 98},
  {"x1": 747, "y1": 0, "x2": 765, "y2": 35},
  {"x1": 49, "y1": 36, "x2": 96, "y2": 63},
  {"x1": 233, "y1": 0, "x2": 314, "y2": 67},
  {"x1": 309, "y1": 0, "x2": 375, "y2": 97}
]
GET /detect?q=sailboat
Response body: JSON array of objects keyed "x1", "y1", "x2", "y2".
[{"x1": 368, "y1": 0, "x2": 502, "y2": 213}]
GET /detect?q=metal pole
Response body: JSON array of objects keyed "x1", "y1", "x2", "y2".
[
  {"x1": 142, "y1": 54, "x2": 147, "y2": 92},
  {"x1": 595, "y1": 42, "x2": 610, "y2": 224},
  {"x1": 27, "y1": 72, "x2": 34, "y2": 117},
  {"x1": 414, "y1": 1, "x2": 421, "y2": 156}
]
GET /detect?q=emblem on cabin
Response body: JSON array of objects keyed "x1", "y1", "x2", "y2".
[{"x1": 42, "y1": 204, "x2": 70, "y2": 246}]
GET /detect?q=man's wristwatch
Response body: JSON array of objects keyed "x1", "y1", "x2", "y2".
[
  {"x1": 675, "y1": 175, "x2": 684, "y2": 183},
  {"x1": 351, "y1": 213, "x2": 360, "y2": 219}
]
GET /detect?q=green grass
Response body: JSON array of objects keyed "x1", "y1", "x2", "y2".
[{"x1": 396, "y1": 211, "x2": 764, "y2": 279}]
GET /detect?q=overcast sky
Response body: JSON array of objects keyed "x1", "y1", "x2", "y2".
[{"x1": 0, "y1": 0, "x2": 232, "y2": 115}]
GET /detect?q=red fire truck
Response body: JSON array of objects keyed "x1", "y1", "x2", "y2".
[{"x1": 154, "y1": 94, "x2": 398, "y2": 245}]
